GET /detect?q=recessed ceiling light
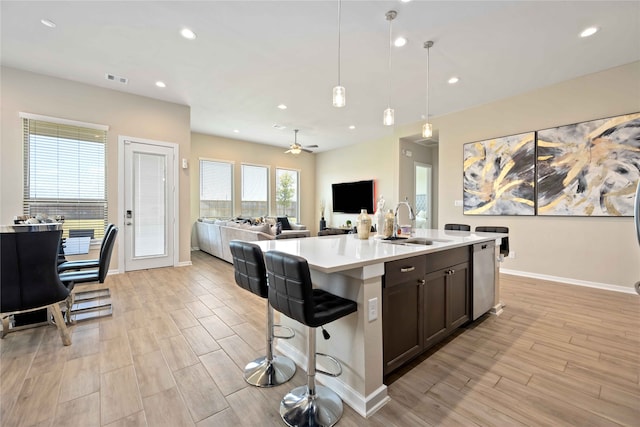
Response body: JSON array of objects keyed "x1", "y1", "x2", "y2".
[
  {"x1": 233, "y1": 129, "x2": 239, "y2": 133},
  {"x1": 448, "y1": 76, "x2": 460, "y2": 84},
  {"x1": 400, "y1": 0, "x2": 412, "y2": 3},
  {"x1": 180, "y1": 28, "x2": 197, "y2": 40},
  {"x1": 40, "y1": 19, "x2": 56, "y2": 28},
  {"x1": 349, "y1": 125, "x2": 356, "y2": 130},
  {"x1": 277, "y1": 104, "x2": 288, "y2": 110},
  {"x1": 394, "y1": 37, "x2": 407, "y2": 47},
  {"x1": 580, "y1": 26, "x2": 598, "y2": 38},
  {"x1": 155, "y1": 81, "x2": 166, "y2": 88}
]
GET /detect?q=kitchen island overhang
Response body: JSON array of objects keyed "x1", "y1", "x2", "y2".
[{"x1": 255, "y1": 229, "x2": 506, "y2": 418}]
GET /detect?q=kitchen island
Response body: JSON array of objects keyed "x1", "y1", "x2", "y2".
[{"x1": 255, "y1": 228, "x2": 505, "y2": 418}]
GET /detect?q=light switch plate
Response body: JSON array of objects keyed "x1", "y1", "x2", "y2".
[{"x1": 454, "y1": 200, "x2": 463, "y2": 207}]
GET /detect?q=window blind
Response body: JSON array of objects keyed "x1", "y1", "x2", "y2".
[
  {"x1": 241, "y1": 164, "x2": 269, "y2": 217},
  {"x1": 200, "y1": 159, "x2": 233, "y2": 218},
  {"x1": 23, "y1": 117, "x2": 108, "y2": 239}
]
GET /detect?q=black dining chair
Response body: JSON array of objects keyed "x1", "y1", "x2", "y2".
[
  {"x1": 58, "y1": 223, "x2": 116, "y2": 272},
  {"x1": 1, "y1": 229, "x2": 72, "y2": 345},
  {"x1": 59, "y1": 226, "x2": 118, "y2": 322}
]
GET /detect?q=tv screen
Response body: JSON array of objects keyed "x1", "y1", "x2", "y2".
[{"x1": 331, "y1": 180, "x2": 375, "y2": 214}]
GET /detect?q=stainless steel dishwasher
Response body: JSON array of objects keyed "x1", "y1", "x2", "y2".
[{"x1": 472, "y1": 241, "x2": 496, "y2": 320}]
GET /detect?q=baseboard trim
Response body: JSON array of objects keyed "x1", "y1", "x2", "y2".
[
  {"x1": 176, "y1": 261, "x2": 192, "y2": 267},
  {"x1": 275, "y1": 340, "x2": 388, "y2": 418},
  {"x1": 500, "y1": 268, "x2": 637, "y2": 295}
]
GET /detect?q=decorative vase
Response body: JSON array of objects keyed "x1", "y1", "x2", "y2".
[
  {"x1": 357, "y1": 209, "x2": 371, "y2": 240},
  {"x1": 319, "y1": 217, "x2": 326, "y2": 230}
]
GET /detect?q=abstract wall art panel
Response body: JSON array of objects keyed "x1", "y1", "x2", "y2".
[
  {"x1": 463, "y1": 132, "x2": 535, "y2": 215},
  {"x1": 537, "y1": 112, "x2": 640, "y2": 216}
]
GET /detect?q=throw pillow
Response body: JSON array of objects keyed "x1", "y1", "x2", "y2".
[{"x1": 277, "y1": 216, "x2": 292, "y2": 230}]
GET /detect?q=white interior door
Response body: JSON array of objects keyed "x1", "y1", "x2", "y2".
[
  {"x1": 123, "y1": 139, "x2": 176, "y2": 271},
  {"x1": 415, "y1": 162, "x2": 432, "y2": 229}
]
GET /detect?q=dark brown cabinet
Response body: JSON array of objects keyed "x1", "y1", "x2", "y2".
[
  {"x1": 423, "y1": 261, "x2": 469, "y2": 350},
  {"x1": 382, "y1": 255, "x2": 425, "y2": 375},
  {"x1": 383, "y1": 247, "x2": 470, "y2": 375}
]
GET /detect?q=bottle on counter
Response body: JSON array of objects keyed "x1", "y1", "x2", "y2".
[
  {"x1": 383, "y1": 209, "x2": 395, "y2": 238},
  {"x1": 357, "y1": 209, "x2": 371, "y2": 239}
]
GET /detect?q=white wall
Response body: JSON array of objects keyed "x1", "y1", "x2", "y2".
[
  {"x1": 317, "y1": 61, "x2": 640, "y2": 289},
  {"x1": 0, "y1": 67, "x2": 192, "y2": 267}
]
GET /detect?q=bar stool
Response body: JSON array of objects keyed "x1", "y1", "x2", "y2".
[
  {"x1": 229, "y1": 240, "x2": 296, "y2": 387},
  {"x1": 444, "y1": 223, "x2": 471, "y2": 231},
  {"x1": 265, "y1": 250, "x2": 357, "y2": 427},
  {"x1": 475, "y1": 226, "x2": 509, "y2": 259}
]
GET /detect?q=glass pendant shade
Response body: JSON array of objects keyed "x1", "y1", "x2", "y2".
[
  {"x1": 422, "y1": 122, "x2": 433, "y2": 138},
  {"x1": 333, "y1": 85, "x2": 346, "y2": 107},
  {"x1": 383, "y1": 108, "x2": 394, "y2": 126}
]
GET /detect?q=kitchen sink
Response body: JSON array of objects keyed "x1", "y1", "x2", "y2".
[{"x1": 381, "y1": 237, "x2": 451, "y2": 246}]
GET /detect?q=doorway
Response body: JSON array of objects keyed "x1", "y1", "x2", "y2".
[
  {"x1": 119, "y1": 136, "x2": 178, "y2": 271},
  {"x1": 414, "y1": 162, "x2": 432, "y2": 229}
]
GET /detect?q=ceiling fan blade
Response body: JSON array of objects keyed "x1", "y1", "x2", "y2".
[
  {"x1": 301, "y1": 148, "x2": 314, "y2": 153},
  {"x1": 304, "y1": 144, "x2": 319, "y2": 148}
]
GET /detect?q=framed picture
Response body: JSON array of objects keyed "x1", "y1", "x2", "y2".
[
  {"x1": 463, "y1": 132, "x2": 535, "y2": 215},
  {"x1": 537, "y1": 112, "x2": 640, "y2": 216}
]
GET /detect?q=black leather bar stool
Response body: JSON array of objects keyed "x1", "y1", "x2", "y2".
[
  {"x1": 475, "y1": 226, "x2": 509, "y2": 259},
  {"x1": 229, "y1": 240, "x2": 296, "y2": 387},
  {"x1": 444, "y1": 223, "x2": 471, "y2": 231},
  {"x1": 265, "y1": 250, "x2": 357, "y2": 427}
]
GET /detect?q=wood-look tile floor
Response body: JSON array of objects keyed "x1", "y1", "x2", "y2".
[{"x1": 1, "y1": 250, "x2": 638, "y2": 426}]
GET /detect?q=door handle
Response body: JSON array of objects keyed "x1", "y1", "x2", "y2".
[{"x1": 126, "y1": 222, "x2": 132, "y2": 226}]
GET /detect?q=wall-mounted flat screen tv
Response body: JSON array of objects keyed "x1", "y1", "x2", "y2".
[{"x1": 331, "y1": 180, "x2": 375, "y2": 214}]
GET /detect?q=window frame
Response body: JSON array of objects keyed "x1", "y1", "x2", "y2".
[{"x1": 275, "y1": 167, "x2": 300, "y2": 222}]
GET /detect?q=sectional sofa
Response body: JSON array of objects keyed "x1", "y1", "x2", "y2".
[{"x1": 196, "y1": 218, "x2": 310, "y2": 263}]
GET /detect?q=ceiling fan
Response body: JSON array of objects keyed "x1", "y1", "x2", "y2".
[{"x1": 285, "y1": 129, "x2": 318, "y2": 154}]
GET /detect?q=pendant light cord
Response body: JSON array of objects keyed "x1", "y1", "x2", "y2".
[
  {"x1": 387, "y1": 15, "x2": 393, "y2": 109},
  {"x1": 426, "y1": 44, "x2": 430, "y2": 121},
  {"x1": 337, "y1": 0, "x2": 341, "y2": 86}
]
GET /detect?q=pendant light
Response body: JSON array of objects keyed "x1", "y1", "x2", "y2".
[
  {"x1": 332, "y1": 0, "x2": 345, "y2": 107},
  {"x1": 383, "y1": 10, "x2": 397, "y2": 126},
  {"x1": 422, "y1": 40, "x2": 434, "y2": 138}
]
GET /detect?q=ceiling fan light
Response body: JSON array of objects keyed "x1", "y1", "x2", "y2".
[
  {"x1": 290, "y1": 147, "x2": 302, "y2": 155},
  {"x1": 333, "y1": 85, "x2": 346, "y2": 107},
  {"x1": 383, "y1": 108, "x2": 394, "y2": 126},
  {"x1": 422, "y1": 122, "x2": 433, "y2": 138}
]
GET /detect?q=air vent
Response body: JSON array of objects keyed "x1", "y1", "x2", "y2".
[
  {"x1": 272, "y1": 124, "x2": 286, "y2": 130},
  {"x1": 105, "y1": 73, "x2": 128, "y2": 84}
]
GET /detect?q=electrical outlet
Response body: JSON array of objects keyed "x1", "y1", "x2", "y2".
[
  {"x1": 368, "y1": 298, "x2": 378, "y2": 321},
  {"x1": 454, "y1": 200, "x2": 463, "y2": 207},
  {"x1": 508, "y1": 250, "x2": 516, "y2": 259}
]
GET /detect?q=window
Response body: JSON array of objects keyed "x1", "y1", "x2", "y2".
[
  {"x1": 241, "y1": 164, "x2": 269, "y2": 217},
  {"x1": 276, "y1": 168, "x2": 299, "y2": 222},
  {"x1": 200, "y1": 159, "x2": 233, "y2": 218},
  {"x1": 22, "y1": 114, "x2": 108, "y2": 239}
]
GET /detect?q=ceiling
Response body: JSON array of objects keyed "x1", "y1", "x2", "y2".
[{"x1": 1, "y1": 1, "x2": 639, "y2": 152}]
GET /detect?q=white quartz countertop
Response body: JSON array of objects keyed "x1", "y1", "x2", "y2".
[{"x1": 255, "y1": 229, "x2": 506, "y2": 274}]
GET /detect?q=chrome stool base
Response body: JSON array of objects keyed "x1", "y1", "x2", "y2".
[
  {"x1": 280, "y1": 385, "x2": 343, "y2": 427},
  {"x1": 244, "y1": 355, "x2": 296, "y2": 387}
]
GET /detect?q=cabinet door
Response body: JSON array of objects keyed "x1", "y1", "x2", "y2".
[
  {"x1": 447, "y1": 262, "x2": 470, "y2": 330},
  {"x1": 423, "y1": 269, "x2": 448, "y2": 350},
  {"x1": 383, "y1": 278, "x2": 424, "y2": 375}
]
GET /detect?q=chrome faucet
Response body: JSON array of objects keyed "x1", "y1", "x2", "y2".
[{"x1": 393, "y1": 197, "x2": 416, "y2": 238}]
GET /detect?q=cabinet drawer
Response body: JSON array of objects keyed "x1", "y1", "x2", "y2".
[
  {"x1": 425, "y1": 246, "x2": 469, "y2": 273},
  {"x1": 384, "y1": 255, "x2": 426, "y2": 287}
]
